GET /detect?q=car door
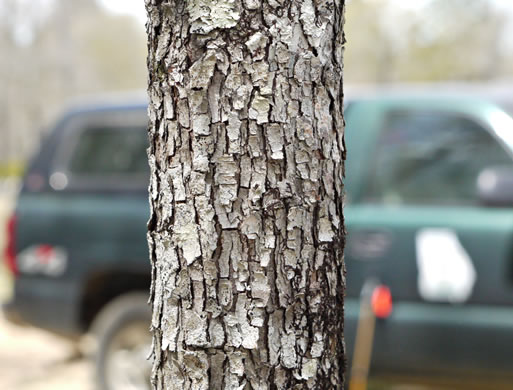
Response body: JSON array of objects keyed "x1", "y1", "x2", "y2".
[{"x1": 344, "y1": 101, "x2": 513, "y2": 380}]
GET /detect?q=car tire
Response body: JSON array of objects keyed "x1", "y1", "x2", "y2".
[{"x1": 91, "y1": 292, "x2": 152, "y2": 390}]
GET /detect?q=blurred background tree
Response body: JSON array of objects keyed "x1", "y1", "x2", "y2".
[
  {"x1": 344, "y1": 0, "x2": 513, "y2": 83},
  {"x1": 0, "y1": 0, "x2": 146, "y2": 170},
  {"x1": 1, "y1": 0, "x2": 513, "y2": 169}
]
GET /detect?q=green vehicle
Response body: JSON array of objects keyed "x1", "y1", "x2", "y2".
[
  {"x1": 4, "y1": 91, "x2": 513, "y2": 388},
  {"x1": 3, "y1": 102, "x2": 152, "y2": 390},
  {"x1": 344, "y1": 92, "x2": 513, "y2": 387}
]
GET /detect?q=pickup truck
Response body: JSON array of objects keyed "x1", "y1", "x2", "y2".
[
  {"x1": 343, "y1": 94, "x2": 513, "y2": 388},
  {"x1": 3, "y1": 102, "x2": 152, "y2": 390},
  {"x1": 4, "y1": 92, "x2": 513, "y2": 389}
]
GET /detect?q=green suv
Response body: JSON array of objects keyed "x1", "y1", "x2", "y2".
[{"x1": 4, "y1": 92, "x2": 513, "y2": 388}]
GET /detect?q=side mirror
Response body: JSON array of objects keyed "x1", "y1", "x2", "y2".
[{"x1": 477, "y1": 166, "x2": 513, "y2": 207}]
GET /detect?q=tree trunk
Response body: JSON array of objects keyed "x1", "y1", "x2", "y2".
[{"x1": 146, "y1": 1, "x2": 346, "y2": 388}]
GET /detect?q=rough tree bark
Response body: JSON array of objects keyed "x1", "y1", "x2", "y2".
[{"x1": 146, "y1": 1, "x2": 346, "y2": 388}]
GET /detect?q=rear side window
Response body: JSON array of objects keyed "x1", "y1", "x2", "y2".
[
  {"x1": 69, "y1": 126, "x2": 148, "y2": 176},
  {"x1": 49, "y1": 110, "x2": 150, "y2": 192},
  {"x1": 365, "y1": 110, "x2": 512, "y2": 205}
]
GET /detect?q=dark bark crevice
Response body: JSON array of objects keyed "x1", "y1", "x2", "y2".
[{"x1": 146, "y1": 0, "x2": 346, "y2": 388}]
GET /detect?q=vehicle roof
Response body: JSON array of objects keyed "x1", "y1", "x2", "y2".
[
  {"x1": 56, "y1": 83, "x2": 513, "y2": 115},
  {"x1": 345, "y1": 82, "x2": 513, "y2": 114},
  {"x1": 59, "y1": 90, "x2": 148, "y2": 118},
  {"x1": 53, "y1": 83, "x2": 513, "y2": 119}
]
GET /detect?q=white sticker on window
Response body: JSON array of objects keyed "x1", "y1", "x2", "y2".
[{"x1": 415, "y1": 229, "x2": 476, "y2": 303}]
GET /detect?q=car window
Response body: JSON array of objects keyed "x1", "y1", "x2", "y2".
[
  {"x1": 365, "y1": 110, "x2": 512, "y2": 205},
  {"x1": 69, "y1": 126, "x2": 148, "y2": 176},
  {"x1": 503, "y1": 105, "x2": 513, "y2": 118}
]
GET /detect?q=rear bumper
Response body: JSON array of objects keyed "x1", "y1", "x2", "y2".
[
  {"x1": 3, "y1": 277, "x2": 83, "y2": 339},
  {"x1": 2, "y1": 301, "x2": 27, "y2": 326}
]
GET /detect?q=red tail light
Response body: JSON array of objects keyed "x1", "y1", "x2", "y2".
[
  {"x1": 371, "y1": 285, "x2": 392, "y2": 319},
  {"x1": 4, "y1": 214, "x2": 18, "y2": 277}
]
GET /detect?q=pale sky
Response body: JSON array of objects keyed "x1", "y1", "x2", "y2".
[
  {"x1": 98, "y1": 0, "x2": 146, "y2": 24},
  {"x1": 98, "y1": 0, "x2": 513, "y2": 25}
]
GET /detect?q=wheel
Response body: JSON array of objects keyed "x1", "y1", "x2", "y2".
[{"x1": 91, "y1": 292, "x2": 152, "y2": 390}]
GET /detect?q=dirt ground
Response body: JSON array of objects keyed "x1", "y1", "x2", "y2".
[
  {"x1": 0, "y1": 189, "x2": 95, "y2": 390},
  {"x1": 0, "y1": 314, "x2": 94, "y2": 390}
]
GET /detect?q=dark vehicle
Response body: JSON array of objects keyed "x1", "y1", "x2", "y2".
[
  {"x1": 5, "y1": 91, "x2": 513, "y2": 388},
  {"x1": 3, "y1": 100, "x2": 152, "y2": 390}
]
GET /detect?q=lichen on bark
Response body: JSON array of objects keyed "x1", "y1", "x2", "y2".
[{"x1": 146, "y1": 0, "x2": 346, "y2": 388}]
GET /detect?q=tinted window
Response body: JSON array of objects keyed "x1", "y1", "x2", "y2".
[
  {"x1": 69, "y1": 126, "x2": 148, "y2": 176},
  {"x1": 366, "y1": 111, "x2": 512, "y2": 205}
]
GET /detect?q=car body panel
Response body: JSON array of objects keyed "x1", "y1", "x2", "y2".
[{"x1": 345, "y1": 300, "x2": 513, "y2": 380}]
